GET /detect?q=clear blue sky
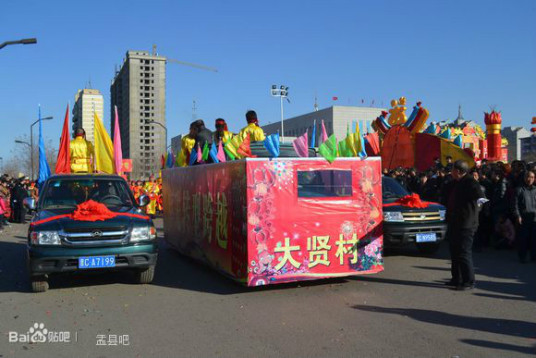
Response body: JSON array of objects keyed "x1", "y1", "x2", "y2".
[{"x1": 1, "y1": 0, "x2": 535, "y2": 161}]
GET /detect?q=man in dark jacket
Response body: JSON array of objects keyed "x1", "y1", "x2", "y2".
[
  {"x1": 192, "y1": 119, "x2": 213, "y2": 164},
  {"x1": 512, "y1": 170, "x2": 536, "y2": 263},
  {"x1": 443, "y1": 160, "x2": 485, "y2": 290},
  {"x1": 10, "y1": 177, "x2": 29, "y2": 223}
]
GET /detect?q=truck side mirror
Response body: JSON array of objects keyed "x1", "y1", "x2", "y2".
[
  {"x1": 23, "y1": 197, "x2": 36, "y2": 210},
  {"x1": 138, "y1": 194, "x2": 150, "y2": 207}
]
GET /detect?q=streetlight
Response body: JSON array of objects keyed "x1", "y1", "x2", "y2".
[
  {"x1": 271, "y1": 84, "x2": 289, "y2": 143},
  {"x1": 28, "y1": 116, "x2": 53, "y2": 181},
  {"x1": 146, "y1": 120, "x2": 167, "y2": 175},
  {"x1": 0, "y1": 38, "x2": 37, "y2": 50},
  {"x1": 147, "y1": 120, "x2": 167, "y2": 147}
]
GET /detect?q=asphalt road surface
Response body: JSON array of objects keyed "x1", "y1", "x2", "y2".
[{"x1": 0, "y1": 218, "x2": 534, "y2": 358}]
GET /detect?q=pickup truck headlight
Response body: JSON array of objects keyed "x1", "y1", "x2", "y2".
[
  {"x1": 131, "y1": 225, "x2": 157, "y2": 242},
  {"x1": 384, "y1": 211, "x2": 404, "y2": 222},
  {"x1": 30, "y1": 231, "x2": 61, "y2": 245},
  {"x1": 439, "y1": 210, "x2": 446, "y2": 221}
]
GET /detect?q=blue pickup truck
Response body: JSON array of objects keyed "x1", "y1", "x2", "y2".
[{"x1": 26, "y1": 174, "x2": 158, "y2": 292}]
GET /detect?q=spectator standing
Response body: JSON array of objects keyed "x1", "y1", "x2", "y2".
[
  {"x1": 443, "y1": 160, "x2": 485, "y2": 290},
  {"x1": 512, "y1": 170, "x2": 536, "y2": 263}
]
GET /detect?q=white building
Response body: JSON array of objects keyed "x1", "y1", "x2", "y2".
[
  {"x1": 72, "y1": 88, "x2": 104, "y2": 144},
  {"x1": 502, "y1": 126, "x2": 531, "y2": 162},
  {"x1": 262, "y1": 106, "x2": 385, "y2": 145}
]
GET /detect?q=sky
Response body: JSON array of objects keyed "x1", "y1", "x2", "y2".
[{"x1": 1, "y1": 0, "x2": 535, "y2": 161}]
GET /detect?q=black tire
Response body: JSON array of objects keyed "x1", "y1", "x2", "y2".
[
  {"x1": 416, "y1": 242, "x2": 441, "y2": 255},
  {"x1": 31, "y1": 278, "x2": 49, "y2": 292},
  {"x1": 136, "y1": 266, "x2": 155, "y2": 284}
]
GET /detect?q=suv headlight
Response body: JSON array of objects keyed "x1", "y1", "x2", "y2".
[
  {"x1": 384, "y1": 211, "x2": 404, "y2": 222},
  {"x1": 30, "y1": 231, "x2": 61, "y2": 245},
  {"x1": 131, "y1": 226, "x2": 157, "y2": 242},
  {"x1": 439, "y1": 210, "x2": 446, "y2": 221}
]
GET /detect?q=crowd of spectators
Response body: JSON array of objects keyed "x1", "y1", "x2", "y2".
[{"x1": 383, "y1": 156, "x2": 536, "y2": 263}]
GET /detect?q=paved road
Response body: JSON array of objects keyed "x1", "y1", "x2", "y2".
[{"x1": 0, "y1": 219, "x2": 534, "y2": 358}]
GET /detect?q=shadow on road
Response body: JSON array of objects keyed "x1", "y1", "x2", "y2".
[
  {"x1": 352, "y1": 304, "x2": 536, "y2": 341},
  {"x1": 0, "y1": 240, "x2": 30, "y2": 293},
  {"x1": 152, "y1": 237, "x2": 349, "y2": 295},
  {"x1": 348, "y1": 275, "x2": 445, "y2": 289},
  {"x1": 460, "y1": 339, "x2": 536, "y2": 356}
]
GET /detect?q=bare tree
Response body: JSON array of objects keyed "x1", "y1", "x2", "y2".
[{"x1": 9, "y1": 134, "x2": 58, "y2": 178}]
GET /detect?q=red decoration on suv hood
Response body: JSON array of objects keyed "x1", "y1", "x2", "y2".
[
  {"x1": 394, "y1": 193, "x2": 429, "y2": 208},
  {"x1": 71, "y1": 200, "x2": 118, "y2": 222}
]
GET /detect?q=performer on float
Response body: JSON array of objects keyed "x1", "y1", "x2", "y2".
[
  {"x1": 238, "y1": 110, "x2": 265, "y2": 142},
  {"x1": 177, "y1": 122, "x2": 197, "y2": 167},
  {"x1": 213, "y1": 118, "x2": 234, "y2": 144},
  {"x1": 70, "y1": 128, "x2": 95, "y2": 173},
  {"x1": 143, "y1": 174, "x2": 159, "y2": 217}
]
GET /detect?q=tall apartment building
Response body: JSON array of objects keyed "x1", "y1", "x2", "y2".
[
  {"x1": 111, "y1": 50, "x2": 166, "y2": 180},
  {"x1": 72, "y1": 89, "x2": 104, "y2": 143}
]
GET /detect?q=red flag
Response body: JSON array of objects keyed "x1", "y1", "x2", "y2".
[
  {"x1": 160, "y1": 154, "x2": 165, "y2": 169},
  {"x1": 55, "y1": 104, "x2": 71, "y2": 174},
  {"x1": 237, "y1": 133, "x2": 257, "y2": 158},
  {"x1": 332, "y1": 96, "x2": 338, "y2": 101}
]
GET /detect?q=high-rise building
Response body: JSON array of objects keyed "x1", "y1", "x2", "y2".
[
  {"x1": 72, "y1": 89, "x2": 104, "y2": 144},
  {"x1": 111, "y1": 50, "x2": 166, "y2": 180}
]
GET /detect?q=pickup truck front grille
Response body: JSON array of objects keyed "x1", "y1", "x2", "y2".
[
  {"x1": 402, "y1": 211, "x2": 441, "y2": 222},
  {"x1": 60, "y1": 229, "x2": 129, "y2": 246}
]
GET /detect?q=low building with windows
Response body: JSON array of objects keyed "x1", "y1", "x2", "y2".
[{"x1": 262, "y1": 106, "x2": 385, "y2": 145}]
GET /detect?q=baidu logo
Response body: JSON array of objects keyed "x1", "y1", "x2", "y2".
[
  {"x1": 28, "y1": 323, "x2": 48, "y2": 342},
  {"x1": 9, "y1": 322, "x2": 73, "y2": 344}
]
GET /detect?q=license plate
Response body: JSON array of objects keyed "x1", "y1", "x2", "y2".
[
  {"x1": 416, "y1": 232, "x2": 437, "y2": 243},
  {"x1": 78, "y1": 256, "x2": 116, "y2": 269}
]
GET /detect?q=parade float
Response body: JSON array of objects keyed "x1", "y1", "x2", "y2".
[
  {"x1": 162, "y1": 155, "x2": 383, "y2": 287},
  {"x1": 371, "y1": 97, "x2": 508, "y2": 170}
]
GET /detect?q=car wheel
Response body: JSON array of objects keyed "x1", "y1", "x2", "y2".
[
  {"x1": 416, "y1": 242, "x2": 441, "y2": 255},
  {"x1": 136, "y1": 266, "x2": 155, "y2": 284},
  {"x1": 31, "y1": 277, "x2": 49, "y2": 292}
]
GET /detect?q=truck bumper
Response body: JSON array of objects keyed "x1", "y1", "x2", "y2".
[
  {"x1": 383, "y1": 221, "x2": 447, "y2": 247},
  {"x1": 27, "y1": 243, "x2": 158, "y2": 276}
]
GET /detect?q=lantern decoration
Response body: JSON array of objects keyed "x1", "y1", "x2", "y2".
[{"x1": 484, "y1": 110, "x2": 502, "y2": 161}]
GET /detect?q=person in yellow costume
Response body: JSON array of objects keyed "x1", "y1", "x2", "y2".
[
  {"x1": 70, "y1": 128, "x2": 95, "y2": 173},
  {"x1": 143, "y1": 174, "x2": 160, "y2": 217},
  {"x1": 177, "y1": 122, "x2": 197, "y2": 167},
  {"x1": 238, "y1": 110, "x2": 265, "y2": 142}
]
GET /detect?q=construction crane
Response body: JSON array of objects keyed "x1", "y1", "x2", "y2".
[{"x1": 152, "y1": 44, "x2": 218, "y2": 72}]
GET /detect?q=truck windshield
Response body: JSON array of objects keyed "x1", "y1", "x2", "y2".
[
  {"x1": 382, "y1": 176, "x2": 409, "y2": 202},
  {"x1": 41, "y1": 178, "x2": 134, "y2": 209}
]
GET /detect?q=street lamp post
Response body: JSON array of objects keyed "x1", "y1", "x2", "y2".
[
  {"x1": 29, "y1": 116, "x2": 53, "y2": 181},
  {"x1": 147, "y1": 120, "x2": 167, "y2": 175},
  {"x1": 147, "y1": 120, "x2": 168, "y2": 148},
  {"x1": 271, "y1": 85, "x2": 289, "y2": 143},
  {"x1": 0, "y1": 38, "x2": 37, "y2": 50}
]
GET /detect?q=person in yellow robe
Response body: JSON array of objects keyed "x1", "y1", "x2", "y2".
[
  {"x1": 238, "y1": 110, "x2": 265, "y2": 142},
  {"x1": 143, "y1": 174, "x2": 160, "y2": 217},
  {"x1": 177, "y1": 122, "x2": 197, "y2": 167},
  {"x1": 70, "y1": 128, "x2": 95, "y2": 173}
]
